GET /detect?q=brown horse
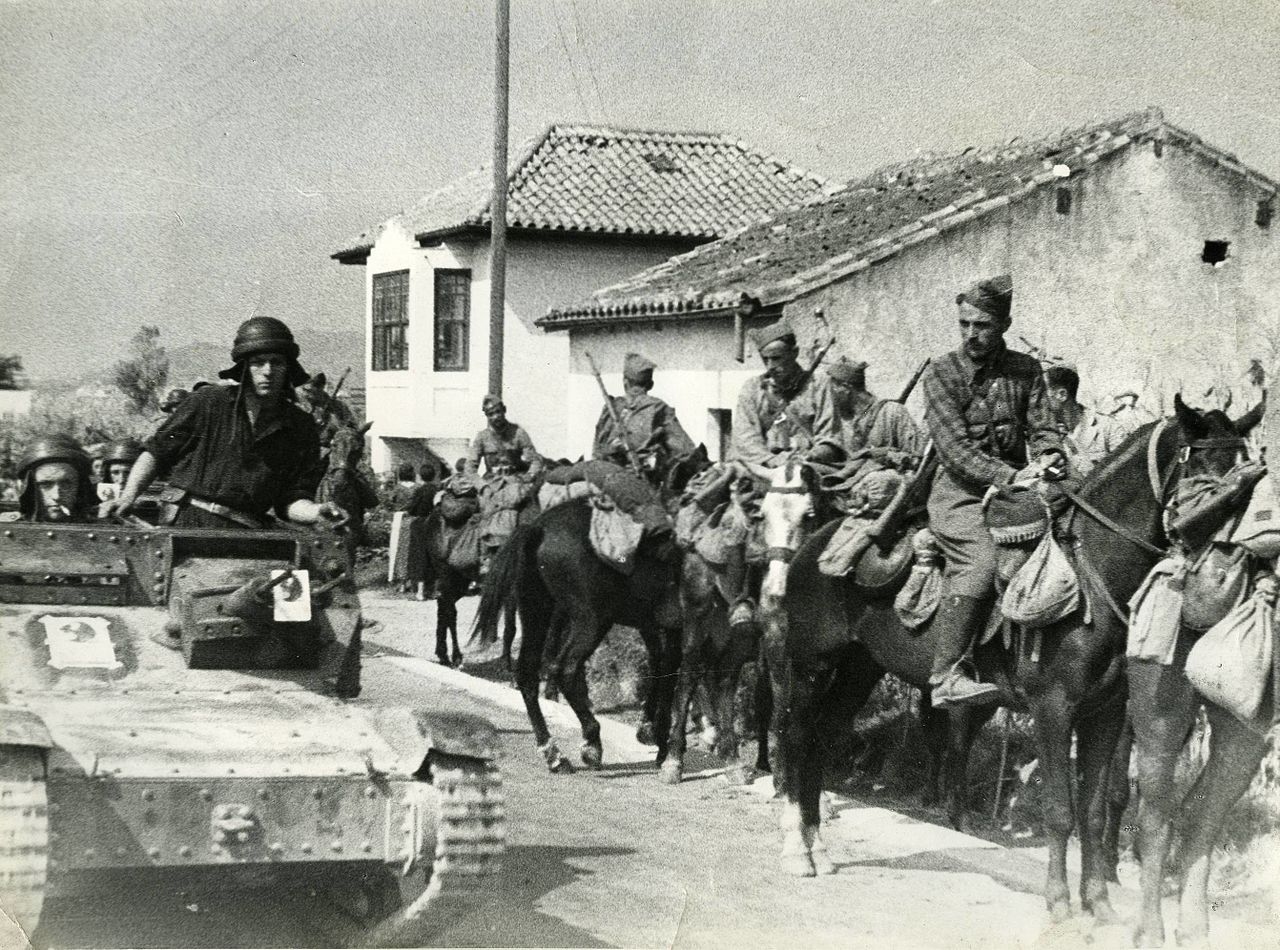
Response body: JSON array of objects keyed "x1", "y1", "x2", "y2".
[
  {"x1": 774, "y1": 398, "x2": 1250, "y2": 927},
  {"x1": 1127, "y1": 412, "x2": 1264, "y2": 947}
]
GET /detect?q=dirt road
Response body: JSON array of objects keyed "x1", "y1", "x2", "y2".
[{"x1": 36, "y1": 591, "x2": 1276, "y2": 949}]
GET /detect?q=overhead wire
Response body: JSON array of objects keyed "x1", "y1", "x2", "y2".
[
  {"x1": 567, "y1": 0, "x2": 608, "y2": 120},
  {"x1": 549, "y1": 0, "x2": 595, "y2": 122}
]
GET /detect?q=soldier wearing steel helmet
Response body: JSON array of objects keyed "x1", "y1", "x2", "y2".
[
  {"x1": 101, "y1": 317, "x2": 345, "y2": 529},
  {"x1": 0, "y1": 436, "x2": 98, "y2": 523}
]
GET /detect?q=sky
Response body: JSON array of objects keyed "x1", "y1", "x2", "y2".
[{"x1": 3, "y1": 0, "x2": 1280, "y2": 380}]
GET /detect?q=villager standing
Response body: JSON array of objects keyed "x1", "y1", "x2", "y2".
[
  {"x1": 465, "y1": 394, "x2": 544, "y2": 574},
  {"x1": 921, "y1": 275, "x2": 1064, "y2": 706},
  {"x1": 592, "y1": 352, "x2": 695, "y2": 474},
  {"x1": 724, "y1": 318, "x2": 842, "y2": 631},
  {"x1": 1045, "y1": 364, "x2": 1123, "y2": 477},
  {"x1": 102, "y1": 317, "x2": 344, "y2": 529},
  {"x1": 828, "y1": 356, "x2": 924, "y2": 456}
]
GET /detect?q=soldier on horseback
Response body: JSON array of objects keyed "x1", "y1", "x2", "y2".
[
  {"x1": 828, "y1": 356, "x2": 924, "y2": 456},
  {"x1": 465, "y1": 394, "x2": 544, "y2": 575},
  {"x1": 725, "y1": 318, "x2": 843, "y2": 632},
  {"x1": 921, "y1": 275, "x2": 1065, "y2": 707},
  {"x1": 592, "y1": 352, "x2": 695, "y2": 475}
]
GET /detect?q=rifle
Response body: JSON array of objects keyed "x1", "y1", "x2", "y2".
[
  {"x1": 329, "y1": 367, "x2": 351, "y2": 402},
  {"x1": 896, "y1": 357, "x2": 931, "y2": 404},
  {"x1": 585, "y1": 351, "x2": 645, "y2": 477}
]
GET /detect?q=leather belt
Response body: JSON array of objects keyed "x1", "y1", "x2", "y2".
[{"x1": 184, "y1": 495, "x2": 265, "y2": 529}]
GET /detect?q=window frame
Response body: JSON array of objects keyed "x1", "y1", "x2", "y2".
[
  {"x1": 433, "y1": 268, "x2": 472, "y2": 373},
  {"x1": 371, "y1": 269, "x2": 410, "y2": 372}
]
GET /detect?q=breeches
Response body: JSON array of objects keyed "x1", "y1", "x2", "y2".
[{"x1": 927, "y1": 469, "x2": 996, "y2": 599}]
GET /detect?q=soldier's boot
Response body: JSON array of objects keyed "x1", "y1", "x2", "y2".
[
  {"x1": 725, "y1": 544, "x2": 757, "y2": 636},
  {"x1": 929, "y1": 594, "x2": 1000, "y2": 708}
]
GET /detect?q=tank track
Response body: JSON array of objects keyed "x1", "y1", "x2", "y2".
[
  {"x1": 367, "y1": 752, "x2": 504, "y2": 946},
  {"x1": 0, "y1": 746, "x2": 48, "y2": 945}
]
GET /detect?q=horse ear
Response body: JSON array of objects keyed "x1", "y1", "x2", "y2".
[
  {"x1": 1232, "y1": 395, "x2": 1266, "y2": 436},
  {"x1": 359, "y1": 420, "x2": 374, "y2": 436},
  {"x1": 1173, "y1": 393, "x2": 1208, "y2": 436}
]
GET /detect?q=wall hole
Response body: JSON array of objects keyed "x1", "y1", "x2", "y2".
[
  {"x1": 1055, "y1": 187, "x2": 1073, "y2": 215},
  {"x1": 1257, "y1": 199, "x2": 1273, "y2": 230},
  {"x1": 1201, "y1": 240, "x2": 1230, "y2": 265}
]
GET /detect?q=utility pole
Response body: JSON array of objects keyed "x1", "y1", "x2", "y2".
[{"x1": 488, "y1": 0, "x2": 510, "y2": 397}]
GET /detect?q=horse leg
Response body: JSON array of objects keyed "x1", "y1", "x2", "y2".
[
  {"x1": 555, "y1": 617, "x2": 611, "y2": 770},
  {"x1": 919, "y1": 689, "x2": 947, "y2": 808},
  {"x1": 514, "y1": 598, "x2": 572, "y2": 774},
  {"x1": 1129, "y1": 659, "x2": 1198, "y2": 948},
  {"x1": 635, "y1": 623, "x2": 665, "y2": 749},
  {"x1": 435, "y1": 575, "x2": 461, "y2": 666},
  {"x1": 713, "y1": 663, "x2": 751, "y2": 783},
  {"x1": 1076, "y1": 696, "x2": 1127, "y2": 923},
  {"x1": 1174, "y1": 704, "x2": 1266, "y2": 946},
  {"x1": 753, "y1": 643, "x2": 774, "y2": 776},
  {"x1": 760, "y1": 603, "x2": 790, "y2": 797},
  {"x1": 779, "y1": 654, "x2": 833, "y2": 878},
  {"x1": 944, "y1": 704, "x2": 996, "y2": 833},
  {"x1": 1029, "y1": 695, "x2": 1076, "y2": 923},
  {"x1": 1102, "y1": 713, "x2": 1135, "y2": 883}
]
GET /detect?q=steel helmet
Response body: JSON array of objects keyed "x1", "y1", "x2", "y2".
[
  {"x1": 218, "y1": 316, "x2": 310, "y2": 386},
  {"x1": 102, "y1": 438, "x2": 145, "y2": 467}
]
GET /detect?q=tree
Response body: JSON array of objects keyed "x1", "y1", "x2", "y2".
[
  {"x1": 113, "y1": 326, "x2": 170, "y2": 413},
  {"x1": 0, "y1": 355, "x2": 22, "y2": 390}
]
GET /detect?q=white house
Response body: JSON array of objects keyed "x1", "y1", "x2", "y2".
[
  {"x1": 541, "y1": 108, "x2": 1280, "y2": 455},
  {"x1": 332, "y1": 124, "x2": 827, "y2": 473}
]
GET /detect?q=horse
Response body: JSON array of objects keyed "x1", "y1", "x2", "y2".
[
  {"x1": 473, "y1": 495, "x2": 684, "y2": 772},
  {"x1": 316, "y1": 420, "x2": 376, "y2": 575},
  {"x1": 659, "y1": 461, "x2": 819, "y2": 786},
  {"x1": 1126, "y1": 412, "x2": 1265, "y2": 947},
  {"x1": 773, "y1": 397, "x2": 1250, "y2": 927}
]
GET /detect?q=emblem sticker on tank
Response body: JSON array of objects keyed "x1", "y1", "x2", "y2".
[{"x1": 39, "y1": 615, "x2": 123, "y2": 670}]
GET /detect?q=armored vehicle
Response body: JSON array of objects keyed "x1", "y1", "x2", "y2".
[{"x1": 0, "y1": 518, "x2": 504, "y2": 947}]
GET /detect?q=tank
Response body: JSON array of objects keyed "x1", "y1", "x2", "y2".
[{"x1": 0, "y1": 518, "x2": 505, "y2": 948}]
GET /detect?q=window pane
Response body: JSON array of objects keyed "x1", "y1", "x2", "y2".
[
  {"x1": 434, "y1": 269, "x2": 471, "y2": 372},
  {"x1": 372, "y1": 270, "x2": 409, "y2": 371}
]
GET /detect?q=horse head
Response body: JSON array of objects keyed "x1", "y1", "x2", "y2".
[
  {"x1": 758, "y1": 456, "x2": 820, "y2": 601},
  {"x1": 664, "y1": 444, "x2": 712, "y2": 497},
  {"x1": 1173, "y1": 392, "x2": 1257, "y2": 476}
]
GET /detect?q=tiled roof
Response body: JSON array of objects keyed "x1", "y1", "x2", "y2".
[
  {"x1": 332, "y1": 125, "x2": 829, "y2": 261},
  {"x1": 540, "y1": 107, "x2": 1279, "y2": 329}
]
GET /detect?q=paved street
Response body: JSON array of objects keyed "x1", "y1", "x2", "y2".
[{"x1": 34, "y1": 591, "x2": 1277, "y2": 949}]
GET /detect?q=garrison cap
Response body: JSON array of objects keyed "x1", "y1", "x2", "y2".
[
  {"x1": 623, "y1": 352, "x2": 656, "y2": 382},
  {"x1": 828, "y1": 357, "x2": 869, "y2": 387},
  {"x1": 956, "y1": 274, "x2": 1013, "y2": 321},
  {"x1": 482, "y1": 394, "x2": 505, "y2": 412},
  {"x1": 750, "y1": 318, "x2": 797, "y2": 352}
]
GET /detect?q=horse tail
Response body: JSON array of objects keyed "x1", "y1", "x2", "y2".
[{"x1": 471, "y1": 521, "x2": 541, "y2": 648}]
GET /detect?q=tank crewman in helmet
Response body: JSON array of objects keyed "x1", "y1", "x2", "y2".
[
  {"x1": 592, "y1": 352, "x2": 695, "y2": 473},
  {"x1": 465, "y1": 394, "x2": 544, "y2": 574},
  {"x1": 101, "y1": 317, "x2": 345, "y2": 529},
  {"x1": 85, "y1": 443, "x2": 108, "y2": 485},
  {"x1": 1, "y1": 436, "x2": 98, "y2": 523},
  {"x1": 103, "y1": 439, "x2": 145, "y2": 487},
  {"x1": 921, "y1": 275, "x2": 1064, "y2": 707}
]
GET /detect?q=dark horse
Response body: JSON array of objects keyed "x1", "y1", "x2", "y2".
[
  {"x1": 776, "y1": 398, "x2": 1249, "y2": 926},
  {"x1": 317, "y1": 420, "x2": 376, "y2": 575},
  {"x1": 474, "y1": 495, "x2": 685, "y2": 772}
]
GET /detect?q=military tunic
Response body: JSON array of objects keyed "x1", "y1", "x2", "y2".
[
  {"x1": 922, "y1": 344, "x2": 1060, "y2": 597},
  {"x1": 730, "y1": 370, "x2": 841, "y2": 468},
  {"x1": 144, "y1": 384, "x2": 324, "y2": 527},
  {"x1": 838, "y1": 394, "x2": 925, "y2": 457},
  {"x1": 464, "y1": 422, "x2": 544, "y2": 481},
  {"x1": 592, "y1": 393, "x2": 695, "y2": 468}
]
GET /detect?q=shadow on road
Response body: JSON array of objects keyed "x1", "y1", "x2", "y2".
[{"x1": 835, "y1": 846, "x2": 1044, "y2": 898}]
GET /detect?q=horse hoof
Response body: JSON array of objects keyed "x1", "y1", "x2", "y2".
[
  {"x1": 819, "y1": 792, "x2": 838, "y2": 822},
  {"x1": 1048, "y1": 900, "x2": 1072, "y2": 924},
  {"x1": 722, "y1": 763, "x2": 755, "y2": 786},
  {"x1": 1133, "y1": 926, "x2": 1164, "y2": 949},
  {"x1": 435, "y1": 653, "x2": 450, "y2": 666},
  {"x1": 451, "y1": 653, "x2": 464, "y2": 668},
  {"x1": 810, "y1": 848, "x2": 836, "y2": 876},
  {"x1": 635, "y1": 722, "x2": 657, "y2": 746},
  {"x1": 580, "y1": 743, "x2": 603, "y2": 770},
  {"x1": 658, "y1": 761, "x2": 683, "y2": 785},
  {"x1": 1084, "y1": 899, "x2": 1119, "y2": 926},
  {"x1": 540, "y1": 742, "x2": 574, "y2": 774},
  {"x1": 780, "y1": 852, "x2": 816, "y2": 878}
]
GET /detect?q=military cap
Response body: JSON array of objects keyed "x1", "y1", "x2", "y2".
[
  {"x1": 218, "y1": 316, "x2": 310, "y2": 386},
  {"x1": 828, "y1": 357, "x2": 869, "y2": 387},
  {"x1": 307, "y1": 371, "x2": 328, "y2": 390},
  {"x1": 623, "y1": 352, "x2": 656, "y2": 383},
  {"x1": 750, "y1": 318, "x2": 797, "y2": 352},
  {"x1": 102, "y1": 438, "x2": 145, "y2": 466},
  {"x1": 482, "y1": 394, "x2": 505, "y2": 412},
  {"x1": 956, "y1": 274, "x2": 1013, "y2": 321}
]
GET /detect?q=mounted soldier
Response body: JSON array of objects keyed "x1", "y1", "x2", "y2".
[
  {"x1": 465, "y1": 394, "x2": 544, "y2": 575},
  {"x1": 1044, "y1": 364, "x2": 1123, "y2": 478},
  {"x1": 828, "y1": 356, "x2": 924, "y2": 457},
  {"x1": 920, "y1": 274, "x2": 1064, "y2": 706},
  {"x1": 101, "y1": 316, "x2": 345, "y2": 529},
  {"x1": 592, "y1": 352, "x2": 696, "y2": 477},
  {"x1": 1, "y1": 436, "x2": 98, "y2": 523},
  {"x1": 723, "y1": 318, "x2": 843, "y2": 632}
]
